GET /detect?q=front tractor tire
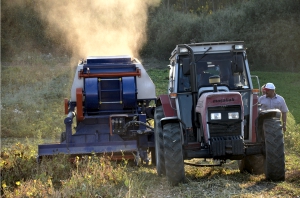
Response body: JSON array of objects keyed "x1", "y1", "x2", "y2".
[
  {"x1": 154, "y1": 106, "x2": 166, "y2": 176},
  {"x1": 263, "y1": 118, "x2": 285, "y2": 181},
  {"x1": 163, "y1": 122, "x2": 185, "y2": 186}
]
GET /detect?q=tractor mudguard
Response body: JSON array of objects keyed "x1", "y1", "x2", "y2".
[
  {"x1": 256, "y1": 109, "x2": 281, "y2": 142},
  {"x1": 161, "y1": 117, "x2": 180, "y2": 128},
  {"x1": 157, "y1": 95, "x2": 180, "y2": 128},
  {"x1": 157, "y1": 94, "x2": 177, "y2": 117},
  {"x1": 258, "y1": 109, "x2": 281, "y2": 121}
]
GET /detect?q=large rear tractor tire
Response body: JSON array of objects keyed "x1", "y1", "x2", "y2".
[
  {"x1": 154, "y1": 106, "x2": 166, "y2": 176},
  {"x1": 163, "y1": 123, "x2": 185, "y2": 186},
  {"x1": 263, "y1": 118, "x2": 285, "y2": 181}
]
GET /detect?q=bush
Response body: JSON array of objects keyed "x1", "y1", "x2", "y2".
[
  {"x1": 285, "y1": 114, "x2": 300, "y2": 153},
  {"x1": 143, "y1": 0, "x2": 300, "y2": 72},
  {"x1": 2, "y1": 0, "x2": 300, "y2": 71},
  {"x1": 142, "y1": 7, "x2": 201, "y2": 59},
  {"x1": 1, "y1": 0, "x2": 71, "y2": 62}
]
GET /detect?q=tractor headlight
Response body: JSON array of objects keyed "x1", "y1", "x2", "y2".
[
  {"x1": 234, "y1": 45, "x2": 243, "y2": 50},
  {"x1": 211, "y1": 113, "x2": 221, "y2": 120},
  {"x1": 228, "y1": 112, "x2": 239, "y2": 119},
  {"x1": 179, "y1": 48, "x2": 188, "y2": 53}
]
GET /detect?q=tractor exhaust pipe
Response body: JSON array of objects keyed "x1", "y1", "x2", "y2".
[{"x1": 213, "y1": 84, "x2": 218, "y2": 92}]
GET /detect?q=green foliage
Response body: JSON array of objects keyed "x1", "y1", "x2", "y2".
[
  {"x1": 1, "y1": 0, "x2": 70, "y2": 61},
  {"x1": 285, "y1": 114, "x2": 300, "y2": 154},
  {"x1": 2, "y1": 0, "x2": 300, "y2": 71},
  {"x1": 142, "y1": 7, "x2": 201, "y2": 59},
  {"x1": 1, "y1": 143, "x2": 37, "y2": 189},
  {"x1": 143, "y1": 0, "x2": 300, "y2": 72},
  {"x1": 142, "y1": 8, "x2": 182, "y2": 58},
  {"x1": 147, "y1": 68, "x2": 170, "y2": 96},
  {"x1": 160, "y1": 0, "x2": 243, "y2": 15},
  {"x1": 0, "y1": 144, "x2": 151, "y2": 197}
]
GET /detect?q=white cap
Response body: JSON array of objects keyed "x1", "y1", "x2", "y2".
[{"x1": 265, "y1": 83, "x2": 275, "y2": 90}]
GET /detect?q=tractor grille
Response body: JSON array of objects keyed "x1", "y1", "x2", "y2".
[
  {"x1": 208, "y1": 105, "x2": 242, "y2": 137},
  {"x1": 210, "y1": 136, "x2": 244, "y2": 157},
  {"x1": 208, "y1": 121, "x2": 241, "y2": 137}
]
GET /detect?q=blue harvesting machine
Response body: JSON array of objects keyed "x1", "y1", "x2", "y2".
[{"x1": 38, "y1": 55, "x2": 156, "y2": 163}]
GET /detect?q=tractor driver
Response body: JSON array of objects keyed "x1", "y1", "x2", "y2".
[{"x1": 258, "y1": 82, "x2": 289, "y2": 132}]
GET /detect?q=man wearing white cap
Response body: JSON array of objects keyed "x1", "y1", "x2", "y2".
[{"x1": 258, "y1": 82, "x2": 288, "y2": 132}]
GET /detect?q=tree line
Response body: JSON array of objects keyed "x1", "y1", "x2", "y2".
[
  {"x1": 143, "y1": 0, "x2": 300, "y2": 72},
  {"x1": 1, "y1": 0, "x2": 300, "y2": 71},
  {"x1": 161, "y1": 0, "x2": 248, "y2": 14}
]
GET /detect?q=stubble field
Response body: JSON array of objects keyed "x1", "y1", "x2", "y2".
[{"x1": 1, "y1": 56, "x2": 300, "y2": 197}]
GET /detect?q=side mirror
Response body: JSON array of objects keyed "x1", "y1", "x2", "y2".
[{"x1": 182, "y1": 58, "x2": 190, "y2": 75}]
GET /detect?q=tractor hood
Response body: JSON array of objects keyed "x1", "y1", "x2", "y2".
[
  {"x1": 195, "y1": 91, "x2": 244, "y2": 143},
  {"x1": 196, "y1": 92, "x2": 243, "y2": 113}
]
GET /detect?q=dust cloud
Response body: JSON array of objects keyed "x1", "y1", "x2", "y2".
[{"x1": 36, "y1": 0, "x2": 160, "y2": 59}]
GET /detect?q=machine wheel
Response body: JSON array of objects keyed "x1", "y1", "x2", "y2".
[
  {"x1": 154, "y1": 106, "x2": 166, "y2": 175},
  {"x1": 263, "y1": 118, "x2": 285, "y2": 181},
  {"x1": 60, "y1": 132, "x2": 66, "y2": 143},
  {"x1": 163, "y1": 123, "x2": 185, "y2": 185},
  {"x1": 238, "y1": 154, "x2": 264, "y2": 175}
]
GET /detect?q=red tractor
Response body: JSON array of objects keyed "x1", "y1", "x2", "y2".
[{"x1": 154, "y1": 41, "x2": 285, "y2": 185}]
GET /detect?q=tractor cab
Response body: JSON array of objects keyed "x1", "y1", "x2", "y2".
[
  {"x1": 169, "y1": 42, "x2": 255, "y2": 142},
  {"x1": 155, "y1": 41, "x2": 285, "y2": 185}
]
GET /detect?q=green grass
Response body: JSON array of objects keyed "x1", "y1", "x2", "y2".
[
  {"x1": 147, "y1": 68, "x2": 169, "y2": 96},
  {"x1": 1, "y1": 57, "x2": 73, "y2": 139}
]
